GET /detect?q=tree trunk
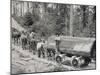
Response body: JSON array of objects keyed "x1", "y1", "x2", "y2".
[
  {"x1": 69, "y1": 5, "x2": 73, "y2": 36},
  {"x1": 20, "y1": 2, "x2": 22, "y2": 16},
  {"x1": 93, "y1": 6, "x2": 96, "y2": 22},
  {"x1": 22, "y1": 2, "x2": 24, "y2": 16},
  {"x1": 82, "y1": 6, "x2": 86, "y2": 28},
  {"x1": 27, "y1": 2, "x2": 29, "y2": 12},
  {"x1": 15, "y1": 1, "x2": 17, "y2": 16}
]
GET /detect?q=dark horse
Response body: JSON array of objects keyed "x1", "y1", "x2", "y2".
[
  {"x1": 12, "y1": 32, "x2": 21, "y2": 44},
  {"x1": 20, "y1": 33, "x2": 28, "y2": 50},
  {"x1": 46, "y1": 48, "x2": 56, "y2": 60},
  {"x1": 28, "y1": 39, "x2": 37, "y2": 54},
  {"x1": 43, "y1": 41, "x2": 57, "y2": 60}
]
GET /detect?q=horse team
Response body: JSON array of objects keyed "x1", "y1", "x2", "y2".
[{"x1": 12, "y1": 31, "x2": 57, "y2": 60}]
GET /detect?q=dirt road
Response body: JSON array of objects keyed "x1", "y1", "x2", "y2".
[
  {"x1": 11, "y1": 44, "x2": 96, "y2": 74},
  {"x1": 11, "y1": 44, "x2": 75, "y2": 74}
]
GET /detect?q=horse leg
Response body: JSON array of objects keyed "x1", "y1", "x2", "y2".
[
  {"x1": 17, "y1": 38, "x2": 19, "y2": 44},
  {"x1": 22, "y1": 39, "x2": 25, "y2": 50},
  {"x1": 30, "y1": 42, "x2": 32, "y2": 52},
  {"x1": 52, "y1": 49, "x2": 55, "y2": 60},
  {"x1": 24, "y1": 39, "x2": 27, "y2": 50},
  {"x1": 15, "y1": 38, "x2": 17, "y2": 45},
  {"x1": 22, "y1": 40, "x2": 25, "y2": 50},
  {"x1": 18, "y1": 37, "x2": 20, "y2": 44},
  {"x1": 46, "y1": 49, "x2": 49, "y2": 59},
  {"x1": 50, "y1": 50, "x2": 53, "y2": 60},
  {"x1": 28, "y1": 41, "x2": 30, "y2": 50},
  {"x1": 33, "y1": 45, "x2": 36, "y2": 55},
  {"x1": 24, "y1": 41, "x2": 26, "y2": 50},
  {"x1": 29, "y1": 41, "x2": 32, "y2": 52},
  {"x1": 28, "y1": 41, "x2": 30, "y2": 51},
  {"x1": 34, "y1": 42, "x2": 37, "y2": 55},
  {"x1": 13, "y1": 37, "x2": 15, "y2": 44},
  {"x1": 14, "y1": 37, "x2": 16, "y2": 44},
  {"x1": 12, "y1": 37, "x2": 14, "y2": 44},
  {"x1": 22, "y1": 41, "x2": 24, "y2": 50},
  {"x1": 34, "y1": 45, "x2": 37, "y2": 55},
  {"x1": 42, "y1": 49, "x2": 45, "y2": 58},
  {"x1": 31, "y1": 41, "x2": 35, "y2": 54},
  {"x1": 38, "y1": 49, "x2": 41, "y2": 58},
  {"x1": 16, "y1": 38, "x2": 18, "y2": 44},
  {"x1": 47, "y1": 49, "x2": 51, "y2": 60}
]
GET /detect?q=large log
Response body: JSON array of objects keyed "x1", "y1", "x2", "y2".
[{"x1": 58, "y1": 36, "x2": 96, "y2": 57}]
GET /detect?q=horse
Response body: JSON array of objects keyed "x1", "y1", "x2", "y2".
[
  {"x1": 20, "y1": 32, "x2": 28, "y2": 50},
  {"x1": 38, "y1": 40, "x2": 57, "y2": 60},
  {"x1": 27, "y1": 32, "x2": 37, "y2": 53},
  {"x1": 36, "y1": 40, "x2": 45, "y2": 58},
  {"x1": 45, "y1": 42, "x2": 57, "y2": 60},
  {"x1": 12, "y1": 32, "x2": 21, "y2": 44},
  {"x1": 28, "y1": 39, "x2": 38, "y2": 55}
]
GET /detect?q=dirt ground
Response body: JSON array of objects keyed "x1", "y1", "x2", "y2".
[{"x1": 11, "y1": 44, "x2": 96, "y2": 74}]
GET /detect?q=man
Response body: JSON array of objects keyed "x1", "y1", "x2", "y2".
[
  {"x1": 30, "y1": 32, "x2": 35, "y2": 39},
  {"x1": 55, "y1": 35, "x2": 61, "y2": 52}
]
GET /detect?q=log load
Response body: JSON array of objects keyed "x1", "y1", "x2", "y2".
[{"x1": 57, "y1": 36, "x2": 96, "y2": 58}]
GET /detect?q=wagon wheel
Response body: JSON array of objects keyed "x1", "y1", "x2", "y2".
[
  {"x1": 71, "y1": 56, "x2": 79, "y2": 67},
  {"x1": 83, "y1": 57, "x2": 91, "y2": 66},
  {"x1": 71, "y1": 58, "x2": 79, "y2": 67},
  {"x1": 56, "y1": 56, "x2": 62, "y2": 64}
]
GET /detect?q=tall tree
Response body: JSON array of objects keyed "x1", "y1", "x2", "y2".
[
  {"x1": 27, "y1": 2, "x2": 29, "y2": 12},
  {"x1": 81, "y1": 5, "x2": 88, "y2": 28},
  {"x1": 93, "y1": 6, "x2": 96, "y2": 22},
  {"x1": 69, "y1": 5, "x2": 74, "y2": 36},
  {"x1": 22, "y1": 2, "x2": 24, "y2": 16},
  {"x1": 20, "y1": 2, "x2": 23, "y2": 16}
]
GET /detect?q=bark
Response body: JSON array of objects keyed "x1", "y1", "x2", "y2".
[
  {"x1": 69, "y1": 5, "x2": 73, "y2": 36},
  {"x1": 20, "y1": 2, "x2": 22, "y2": 16},
  {"x1": 27, "y1": 2, "x2": 29, "y2": 12}
]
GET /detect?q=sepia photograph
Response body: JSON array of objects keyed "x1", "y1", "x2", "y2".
[{"x1": 11, "y1": 0, "x2": 96, "y2": 74}]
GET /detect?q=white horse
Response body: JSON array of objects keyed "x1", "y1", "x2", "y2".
[{"x1": 36, "y1": 41, "x2": 45, "y2": 58}]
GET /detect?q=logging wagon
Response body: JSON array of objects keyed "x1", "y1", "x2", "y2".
[{"x1": 47, "y1": 36, "x2": 96, "y2": 67}]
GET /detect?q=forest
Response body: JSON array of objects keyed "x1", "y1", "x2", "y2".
[{"x1": 11, "y1": 0, "x2": 96, "y2": 38}]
